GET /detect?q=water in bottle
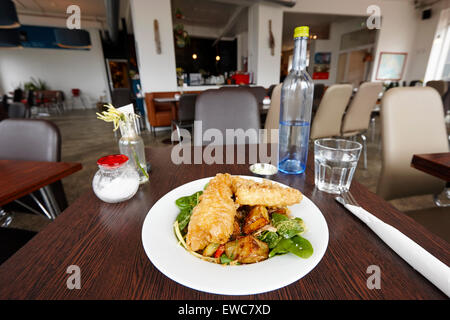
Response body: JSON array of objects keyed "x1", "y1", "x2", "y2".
[{"x1": 278, "y1": 26, "x2": 314, "y2": 174}]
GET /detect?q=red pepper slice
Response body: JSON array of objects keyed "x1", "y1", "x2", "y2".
[{"x1": 214, "y1": 245, "x2": 225, "y2": 258}]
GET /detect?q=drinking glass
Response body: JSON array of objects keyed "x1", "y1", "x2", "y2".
[{"x1": 314, "y1": 138, "x2": 362, "y2": 194}]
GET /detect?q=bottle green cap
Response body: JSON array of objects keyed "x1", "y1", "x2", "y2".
[{"x1": 294, "y1": 26, "x2": 309, "y2": 38}]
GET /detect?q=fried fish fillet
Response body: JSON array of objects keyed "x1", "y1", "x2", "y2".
[
  {"x1": 186, "y1": 173, "x2": 236, "y2": 251},
  {"x1": 232, "y1": 176, "x2": 302, "y2": 207}
]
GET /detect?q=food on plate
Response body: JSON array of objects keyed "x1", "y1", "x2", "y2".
[
  {"x1": 232, "y1": 176, "x2": 303, "y2": 207},
  {"x1": 174, "y1": 174, "x2": 313, "y2": 265},
  {"x1": 185, "y1": 173, "x2": 236, "y2": 252}
]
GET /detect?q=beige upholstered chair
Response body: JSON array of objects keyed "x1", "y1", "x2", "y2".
[
  {"x1": 310, "y1": 84, "x2": 353, "y2": 140},
  {"x1": 426, "y1": 80, "x2": 448, "y2": 97},
  {"x1": 341, "y1": 82, "x2": 383, "y2": 168},
  {"x1": 263, "y1": 83, "x2": 282, "y2": 143},
  {"x1": 377, "y1": 87, "x2": 448, "y2": 200}
]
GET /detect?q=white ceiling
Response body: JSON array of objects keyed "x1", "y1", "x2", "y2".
[{"x1": 282, "y1": 12, "x2": 366, "y2": 50}]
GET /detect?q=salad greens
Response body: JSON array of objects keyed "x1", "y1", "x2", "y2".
[
  {"x1": 258, "y1": 214, "x2": 313, "y2": 259},
  {"x1": 175, "y1": 191, "x2": 202, "y2": 231}
]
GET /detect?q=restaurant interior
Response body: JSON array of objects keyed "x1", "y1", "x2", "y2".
[{"x1": 0, "y1": 0, "x2": 449, "y2": 300}]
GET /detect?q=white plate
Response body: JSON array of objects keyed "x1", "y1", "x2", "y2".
[{"x1": 141, "y1": 176, "x2": 329, "y2": 295}]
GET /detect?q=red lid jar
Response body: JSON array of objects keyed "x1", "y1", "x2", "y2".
[{"x1": 97, "y1": 154, "x2": 129, "y2": 169}]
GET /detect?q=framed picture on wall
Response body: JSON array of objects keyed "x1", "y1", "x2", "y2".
[{"x1": 375, "y1": 52, "x2": 407, "y2": 81}]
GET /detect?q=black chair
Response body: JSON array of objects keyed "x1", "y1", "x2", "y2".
[
  {"x1": 8, "y1": 102, "x2": 26, "y2": 118},
  {"x1": 246, "y1": 86, "x2": 267, "y2": 105},
  {"x1": 172, "y1": 93, "x2": 197, "y2": 142},
  {"x1": 0, "y1": 119, "x2": 68, "y2": 221},
  {"x1": 312, "y1": 83, "x2": 325, "y2": 116},
  {"x1": 409, "y1": 80, "x2": 423, "y2": 87},
  {"x1": 0, "y1": 227, "x2": 37, "y2": 265},
  {"x1": 266, "y1": 84, "x2": 276, "y2": 100}
]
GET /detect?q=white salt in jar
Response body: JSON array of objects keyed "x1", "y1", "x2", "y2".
[{"x1": 92, "y1": 154, "x2": 140, "y2": 203}]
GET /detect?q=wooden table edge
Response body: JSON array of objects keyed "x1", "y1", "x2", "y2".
[
  {"x1": 411, "y1": 153, "x2": 450, "y2": 181},
  {"x1": 0, "y1": 161, "x2": 82, "y2": 206}
]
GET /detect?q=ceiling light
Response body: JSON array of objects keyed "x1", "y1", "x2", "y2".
[
  {"x1": 0, "y1": 0, "x2": 20, "y2": 29},
  {"x1": 216, "y1": 55, "x2": 220, "y2": 61},
  {"x1": 54, "y1": 29, "x2": 92, "y2": 49},
  {"x1": 192, "y1": 53, "x2": 198, "y2": 59}
]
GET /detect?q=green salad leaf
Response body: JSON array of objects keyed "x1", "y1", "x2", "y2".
[
  {"x1": 257, "y1": 231, "x2": 281, "y2": 249},
  {"x1": 220, "y1": 253, "x2": 233, "y2": 264},
  {"x1": 271, "y1": 213, "x2": 304, "y2": 239},
  {"x1": 175, "y1": 191, "x2": 202, "y2": 231},
  {"x1": 269, "y1": 236, "x2": 313, "y2": 259}
]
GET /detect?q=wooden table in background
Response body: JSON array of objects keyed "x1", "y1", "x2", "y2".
[
  {"x1": 411, "y1": 152, "x2": 450, "y2": 181},
  {"x1": 0, "y1": 146, "x2": 448, "y2": 299},
  {"x1": 0, "y1": 160, "x2": 82, "y2": 206}
]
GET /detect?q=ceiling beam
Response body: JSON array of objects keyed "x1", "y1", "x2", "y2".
[{"x1": 212, "y1": 5, "x2": 245, "y2": 46}]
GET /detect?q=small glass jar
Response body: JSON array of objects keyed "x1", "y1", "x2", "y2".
[
  {"x1": 119, "y1": 116, "x2": 149, "y2": 184},
  {"x1": 92, "y1": 154, "x2": 140, "y2": 203}
]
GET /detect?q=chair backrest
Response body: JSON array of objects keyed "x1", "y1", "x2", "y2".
[
  {"x1": 8, "y1": 102, "x2": 26, "y2": 119},
  {"x1": 0, "y1": 119, "x2": 61, "y2": 162},
  {"x1": 377, "y1": 87, "x2": 448, "y2": 200},
  {"x1": 267, "y1": 84, "x2": 276, "y2": 99},
  {"x1": 263, "y1": 83, "x2": 282, "y2": 143},
  {"x1": 246, "y1": 86, "x2": 267, "y2": 104},
  {"x1": 194, "y1": 88, "x2": 260, "y2": 145},
  {"x1": 178, "y1": 93, "x2": 197, "y2": 122},
  {"x1": 426, "y1": 80, "x2": 447, "y2": 96},
  {"x1": 341, "y1": 82, "x2": 383, "y2": 135},
  {"x1": 310, "y1": 84, "x2": 353, "y2": 140}
]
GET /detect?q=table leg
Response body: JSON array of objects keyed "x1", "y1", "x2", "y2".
[{"x1": 39, "y1": 186, "x2": 61, "y2": 219}]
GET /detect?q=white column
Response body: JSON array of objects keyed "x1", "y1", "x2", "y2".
[
  {"x1": 247, "y1": 3, "x2": 283, "y2": 87},
  {"x1": 130, "y1": 0, "x2": 177, "y2": 92}
]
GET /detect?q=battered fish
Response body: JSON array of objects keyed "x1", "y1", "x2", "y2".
[
  {"x1": 232, "y1": 176, "x2": 302, "y2": 207},
  {"x1": 186, "y1": 173, "x2": 236, "y2": 251}
]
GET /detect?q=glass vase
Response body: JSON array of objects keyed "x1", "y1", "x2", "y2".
[{"x1": 118, "y1": 117, "x2": 149, "y2": 184}]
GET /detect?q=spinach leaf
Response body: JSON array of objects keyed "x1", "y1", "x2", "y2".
[
  {"x1": 176, "y1": 209, "x2": 192, "y2": 231},
  {"x1": 268, "y1": 239, "x2": 291, "y2": 258},
  {"x1": 175, "y1": 191, "x2": 203, "y2": 231},
  {"x1": 287, "y1": 236, "x2": 313, "y2": 258},
  {"x1": 175, "y1": 191, "x2": 202, "y2": 211},
  {"x1": 271, "y1": 213, "x2": 289, "y2": 224},
  {"x1": 269, "y1": 236, "x2": 313, "y2": 259},
  {"x1": 271, "y1": 214, "x2": 304, "y2": 239},
  {"x1": 258, "y1": 231, "x2": 281, "y2": 249}
]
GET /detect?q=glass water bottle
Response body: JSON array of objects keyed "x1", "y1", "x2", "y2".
[{"x1": 278, "y1": 26, "x2": 314, "y2": 174}]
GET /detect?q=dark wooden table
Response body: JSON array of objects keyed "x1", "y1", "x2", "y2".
[
  {"x1": 0, "y1": 159, "x2": 82, "y2": 206},
  {"x1": 0, "y1": 146, "x2": 448, "y2": 299},
  {"x1": 411, "y1": 152, "x2": 450, "y2": 182}
]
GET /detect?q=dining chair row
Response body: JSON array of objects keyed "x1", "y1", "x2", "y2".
[{"x1": 265, "y1": 82, "x2": 383, "y2": 169}]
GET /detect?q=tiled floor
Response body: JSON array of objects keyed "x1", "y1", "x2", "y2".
[{"x1": 8, "y1": 109, "x2": 439, "y2": 231}]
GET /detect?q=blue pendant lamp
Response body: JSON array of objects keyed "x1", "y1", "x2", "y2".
[
  {"x1": 0, "y1": 0, "x2": 21, "y2": 29},
  {"x1": 54, "y1": 28, "x2": 91, "y2": 49}
]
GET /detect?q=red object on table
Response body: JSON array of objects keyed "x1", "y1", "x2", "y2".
[
  {"x1": 312, "y1": 72, "x2": 329, "y2": 80},
  {"x1": 232, "y1": 73, "x2": 250, "y2": 85},
  {"x1": 97, "y1": 154, "x2": 129, "y2": 168}
]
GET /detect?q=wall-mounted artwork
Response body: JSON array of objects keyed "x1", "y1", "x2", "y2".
[
  {"x1": 375, "y1": 52, "x2": 407, "y2": 81},
  {"x1": 312, "y1": 52, "x2": 331, "y2": 80}
]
